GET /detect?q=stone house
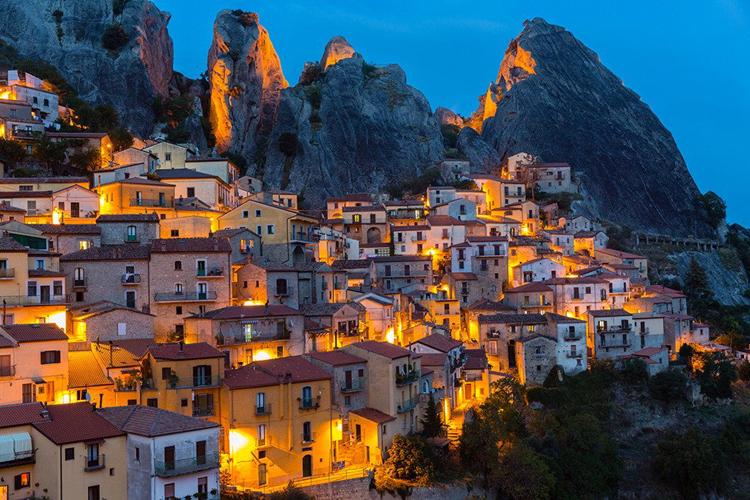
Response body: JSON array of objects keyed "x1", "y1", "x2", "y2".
[
  {"x1": 33, "y1": 223, "x2": 101, "y2": 255},
  {"x1": 69, "y1": 301, "x2": 155, "y2": 343},
  {"x1": 515, "y1": 335, "x2": 558, "y2": 386},
  {"x1": 503, "y1": 282, "x2": 554, "y2": 314},
  {"x1": 372, "y1": 255, "x2": 433, "y2": 292},
  {"x1": 545, "y1": 313, "x2": 587, "y2": 375},
  {"x1": 587, "y1": 309, "x2": 635, "y2": 361},
  {"x1": 97, "y1": 213, "x2": 160, "y2": 245},
  {"x1": 511, "y1": 257, "x2": 565, "y2": 287},
  {"x1": 477, "y1": 313, "x2": 548, "y2": 374}
]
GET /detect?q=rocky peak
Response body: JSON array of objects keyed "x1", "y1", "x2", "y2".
[
  {"x1": 320, "y1": 36, "x2": 356, "y2": 70},
  {"x1": 434, "y1": 107, "x2": 464, "y2": 128},
  {"x1": 207, "y1": 9, "x2": 288, "y2": 158},
  {"x1": 459, "y1": 18, "x2": 710, "y2": 236},
  {"x1": 0, "y1": 0, "x2": 173, "y2": 136}
]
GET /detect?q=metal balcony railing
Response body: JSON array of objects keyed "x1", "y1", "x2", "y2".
[
  {"x1": 395, "y1": 369, "x2": 420, "y2": 386},
  {"x1": 0, "y1": 365, "x2": 15, "y2": 377},
  {"x1": 121, "y1": 274, "x2": 141, "y2": 284},
  {"x1": 84, "y1": 454, "x2": 105, "y2": 472},
  {"x1": 340, "y1": 378, "x2": 365, "y2": 393},
  {"x1": 153, "y1": 291, "x2": 217, "y2": 302},
  {"x1": 154, "y1": 452, "x2": 219, "y2": 477},
  {"x1": 397, "y1": 398, "x2": 418, "y2": 413},
  {"x1": 129, "y1": 198, "x2": 173, "y2": 208},
  {"x1": 0, "y1": 268, "x2": 15, "y2": 279},
  {"x1": 0, "y1": 295, "x2": 67, "y2": 306},
  {"x1": 255, "y1": 403, "x2": 272, "y2": 416}
]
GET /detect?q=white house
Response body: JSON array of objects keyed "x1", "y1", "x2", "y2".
[
  {"x1": 546, "y1": 313, "x2": 587, "y2": 375},
  {"x1": 99, "y1": 405, "x2": 221, "y2": 500},
  {"x1": 512, "y1": 257, "x2": 565, "y2": 287}
]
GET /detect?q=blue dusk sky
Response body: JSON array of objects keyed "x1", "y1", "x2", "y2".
[{"x1": 159, "y1": 0, "x2": 750, "y2": 226}]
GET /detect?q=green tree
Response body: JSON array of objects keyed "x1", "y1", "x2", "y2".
[
  {"x1": 497, "y1": 443, "x2": 555, "y2": 500},
  {"x1": 268, "y1": 481, "x2": 313, "y2": 500},
  {"x1": 458, "y1": 410, "x2": 499, "y2": 488},
  {"x1": 420, "y1": 393, "x2": 445, "y2": 438},
  {"x1": 648, "y1": 369, "x2": 687, "y2": 403},
  {"x1": 33, "y1": 137, "x2": 68, "y2": 172},
  {"x1": 0, "y1": 139, "x2": 28, "y2": 168},
  {"x1": 653, "y1": 428, "x2": 726, "y2": 499},
  {"x1": 67, "y1": 147, "x2": 100, "y2": 172},
  {"x1": 619, "y1": 358, "x2": 648, "y2": 385},
  {"x1": 684, "y1": 257, "x2": 713, "y2": 318},
  {"x1": 375, "y1": 435, "x2": 436, "y2": 496},
  {"x1": 695, "y1": 352, "x2": 737, "y2": 400},
  {"x1": 699, "y1": 191, "x2": 726, "y2": 229}
]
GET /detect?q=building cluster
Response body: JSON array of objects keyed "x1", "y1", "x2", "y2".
[{"x1": 0, "y1": 75, "x2": 730, "y2": 498}]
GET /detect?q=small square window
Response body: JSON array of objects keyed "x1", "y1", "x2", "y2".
[
  {"x1": 176, "y1": 306, "x2": 182, "y2": 315},
  {"x1": 258, "y1": 450, "x2": 266, "y2": 459},
  {"x1": 65, "y1": 447, "x2": 75, "y2": 460},
  {"x1": 181, "y1": 398, "x2": 188, "y2": 407}
]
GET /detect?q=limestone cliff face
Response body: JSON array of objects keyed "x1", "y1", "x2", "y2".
[
  {"x1": 207, "y1": 10, "x2": 287, "y2": 159},
  {"x1": 461, "y1": 18, "x2": 709, "y2": 236},
  {"x1": 0, "y1": 0, "x2": 172, "y2": 136},
  {"x1": 260, "y1": 42, "x2": 443, "y2": 206}
]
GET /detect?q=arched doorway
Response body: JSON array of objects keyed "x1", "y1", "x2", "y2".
[
  {"x1": 302, "y1": 454, "x2": 313, "y2": 477},
  {"x1": 366, "y1": 227, "x2": 382, "y2": 244},
  {"x1": 292, "y1": 245, "x2": 305, "y2": 266}
]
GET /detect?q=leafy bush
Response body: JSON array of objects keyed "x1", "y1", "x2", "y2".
[
  {"x1": 653, "y1": 428, "x2": 726, "y2": 499},
  {"x1": 497, "y1": 443, "x2": 555, "y2": 500},
  {"x1": 101, "y1": 24, "x2": 129, "y2": 52},
  {"x1": 440, "y1": 123, "x2": 460, "y2": 149},
  {"x1": 694, "y1": 351, "x2": 737, "y2": 400},
  {"x1": 648, "y1": 370, "x2": 687, "y2": 403},
  {"x1": 698, "y1": 191, "x2": 726, "y2": 229},
  {"x1": 0, "y1": 139, "x2": 28, "y2": 167},
  {"x1": 619, "y1": 358, "x2": 649, "y2": 385},
  {"x1": 375, "y1": 434, "x2": 437, "y2": 492}
]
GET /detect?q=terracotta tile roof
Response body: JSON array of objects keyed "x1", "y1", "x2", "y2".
[
  {"x1": 0, "y1": 236, "x2": 28, "y2": 252},
  {"x1": 596, "y1": 248, "x2": 645, "y2": 260},
  {"x1": 418, "y1": 353, "x2": 447, "y2": 366},
  {"x1": 466, "y1": 235, "x2": 508, "y2": 242},
  {"x1": 300, "y1": 302, "x2": 364, "y2": 316},
  {"x1": 155, "y1": 168, "x2": 221, "y2": 180},
  {"x1": 195, "y1": 305, "x2": 301, "y2": 320},
  {"x1": 632, "y1": 347, "x2": 665, "y2": 357},
  {"x1": 588, "y1": 309, "x2": 632, "y2": 317},
  {"x1": 307, "y1": 350, "x2": 367, "y2": 366},
  {"x1": 464, "y1": 349, "x2": 489, "y2": 371},
  {"x1": 348, "y1": 341, "x2": 412, "y2": 359},
  {"x1": 224, "y1": 355, "x2": 331, "y2": 389},
  {"x1": 1, "y1": 324, "x2": 68, "y2": 342},
  {"x1": 412, "y1": 333, "x2": 462, "y2": 353},
  {"x1": 150, "y1": 238, "x2": 231, "y2": 253},
  {"x1": 47, "y1": 131, "x2": 108, "y2": 139},
  {"x1": 60, "y1": 243, "x2": 151, "y2": 261},
  {"x1": 371, "y1": 255, "x2": 431, "y2": 263},
  {"x1": 545, "y1": 312, "x2": 586, "y2": 324},
  {"x1": 393, "y1": 225, "x2": 430, "y2": 232},
  {"x1": 0, "y1": 190, "x2": 53, "y2": 198},
  {"x1": 350, "y1": 407, "x2": 396, "y2": 424},
  {"x1": 543, "y1": 277, "x2": 608, "y2": 285},
  {"x1": 645, "y1": 285, "x2": 686, "y2": 298},
  {"x1": 32, "y1": 402, "x2": 124, "y2": 445},
  {"x1": 0, "y1": 204, "x2": 26, "y2": 213},
  {"x1": 70, "y1": 301, "x2": 155, "y2": 320},
  {"x1": 147, "y1": 342, "x2": 224, "y2": 361},
  {"x1": 31, "y1": 223, "x2": 101, "y2": 235},
  {"x1": 0, "y1": 177, "x2": 88, "y2": 184},
  {"x1": 0, "y1": 402, "x2": 48, "y2": 428},
  {"x1": 505, "y1": 282, "x2": 553, "y2": 293},
  {"x1": 478, "y1": 313, "x2": 547, "y2": 325},
  {"x1": 465, "y1": 299, "x2": 516, "y2": 312},
  {"x1": 331, "y1": 259, "x2": 373, "y2": 270},
  {"x1": 426, "y1": 215, "x2": 462, "y2": 226},
  {"x1": 342, "y1": 205, "x2": 384, "y2": 213},
  {"x1": 99, "y1": 405, "x2": 218, "y2": 437},
  {"x1": 326, "y1": 193, "x2": 372, "y2": 203},
  {"x1": 96, "y1": 213, "x2": 160, "y2": 223},
  {"x1": 68, "y1": 351, "x2": 111, "y2": 388}
]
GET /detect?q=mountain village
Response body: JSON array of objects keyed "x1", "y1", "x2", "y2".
[{"x1": 0, "y1": 57, "x2": 746, "y2": 500}]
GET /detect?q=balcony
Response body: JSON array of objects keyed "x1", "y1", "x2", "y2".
[
  {"x1": 129, "y1": 198, "x2": 173, "y2": 208},
  {"x1": 340, "y1": 377, "x2": 365, "y2": 393},
  {"x1": 0, "y1": 295, "x2": 67, "y2": 306},
  {"x1": 154, "y1": 452, "x2": 219, "y2": 477},
  {"x1": 0, "y1": 365, "x2": 15, "y2": 377},
  {"x1": 153, "y1": 291, "x2": 217, "y2": 303},
  {"x1": 192, "y1": 405, "x2": 214, "y2": 417},
  {"x1": 170, "y1": 375, "x2": 221, "y2": 390},
  {"x1": 563, "y1": 334, "x2": 583, "y2": 341},
  {"x1": 121, "y1": 273, "x2": 141, "y2": 285},
  {"x1": 0, "y1": 448, "x2": 34, "y2": 468},
  {"x1": 0, "y1": 268, "x2": 15, "y2": 279},
  {"x1": 114, "y1": 377, "x2": 137, "y2": 392},
  {"x1": 125, "y1": 234, "x2": 139, "y2": 243},
  {"x1": 84, "y1": 454, "x2": 105, "y2": 472},
  {"x1": 301, "y1": 432, "x2": 317, "y2": 444},
  {"x1": 395, "y1": 369, "x2": 420, "y2": 386},
  {"x1": 255, "y1": 403, "x2": 272, "y2": 416},
  {"x1": 566, "y1": 351, "x2": 583, "y2": 359},
  {"x1": 197, "y1": 268, "x2": 224, "y2": 278},
  {"x1": 597, "y1": 326, "x2": 632, "y2": 334},
  {"x1": 72, "y1": 277, "x2": 87, "y2": 288},
  {"x1": 299, "y1": 397, "x2": 321, "y2": 411},
  {"x1": 397, "y1": 398, "x2": 418, "y2": 413}
]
